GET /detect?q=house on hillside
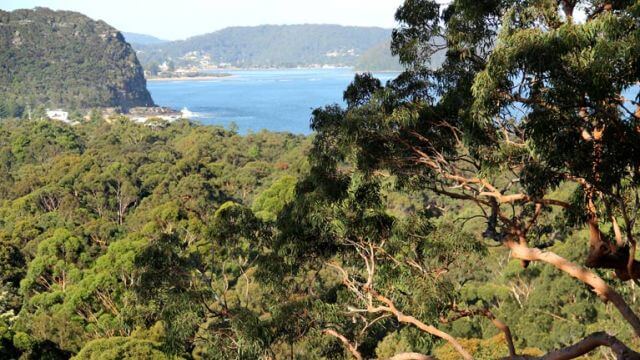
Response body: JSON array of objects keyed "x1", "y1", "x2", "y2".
[
  {"x1": 46, "y1": 109, "x2": 81, "y2": 125},
  {"x1": 46, "y1": 109, "x2": 69, "y2": 121}
]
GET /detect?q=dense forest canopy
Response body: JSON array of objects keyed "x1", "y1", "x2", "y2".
[
  {"x1": 0, "y1": 117, "x2": 310, "y2": 359},
  {"x1": 300, "y1": 0, "x2": 640, "y2": 358},
  {"x1": 2, "y1": 0, "x2": 640, "y2": 360}
]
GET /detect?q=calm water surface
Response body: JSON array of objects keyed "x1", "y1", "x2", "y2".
[{"x1": 147, "y1": 68, "x2": 399, "y2": 134}]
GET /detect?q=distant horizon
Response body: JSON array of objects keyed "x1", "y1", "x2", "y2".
[
  {"x1": 1, "y1": 0, "x2": 406, "y2": 40},
  {"x1": 1, "y1": 6, "x2": 396, "y2": 40},
  {"x1": 123, "y1": 23, "x2": 394, "y2": 42}
]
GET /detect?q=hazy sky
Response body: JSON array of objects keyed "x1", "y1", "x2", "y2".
[{"x1": 2, "y1": 0, "x2": 407, "y2": 40}]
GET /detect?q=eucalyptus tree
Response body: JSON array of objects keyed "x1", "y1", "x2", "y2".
[{"x1": 304, "y1": 0, "x2": 640, "y2": 358}]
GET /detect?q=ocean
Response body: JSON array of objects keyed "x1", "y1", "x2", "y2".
[{"x1": 147, "y1": 68, "x2": 400, "y2": 135}]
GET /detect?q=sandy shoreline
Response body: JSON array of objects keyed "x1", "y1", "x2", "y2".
[{"x1": 147, "y1": 75, "x2": 234, "y2": 82}]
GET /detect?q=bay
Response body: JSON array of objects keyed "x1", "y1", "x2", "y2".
[{"x1": 147, "y1": 68, "x2": 399, "y2": 135}]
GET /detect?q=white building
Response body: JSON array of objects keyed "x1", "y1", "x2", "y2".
[
  {"x1": 46, "y1": 109, "x2": 69, "y2": 122},
  {"x1": 45, "y1": 109, "x2": 80, "y2": 125}
]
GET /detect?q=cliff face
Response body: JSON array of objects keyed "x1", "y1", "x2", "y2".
[{"x1": 0, "y1": 7, "x2": 154, "y2": 110}]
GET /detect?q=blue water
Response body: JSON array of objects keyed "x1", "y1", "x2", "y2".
[{"x1": 147, "y1": 68, "x2": 399, "y2": 134}]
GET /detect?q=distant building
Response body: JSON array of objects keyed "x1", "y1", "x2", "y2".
[
  {"x1": 46, "y1": 109, "x2": 69, "y2": 122},
  {"x1": 159, "y1": 61, "x2": 170, "y2": 72},
  {"x1": 45, "y1": 109, "x2": 81, "y2": 125}
]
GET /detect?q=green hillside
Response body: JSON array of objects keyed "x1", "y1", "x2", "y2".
[
  {"x1": 355, "y1": 40, "x2": 405, "y2": 72},
  {"x1": 3, "y1": 1, "x2": 640, "y2": 359},
  {"x1": 355, "y1": 39, "x2": 446, "y2": 72},
  {"x1": 134, "y1": 24, "x2": 393, "y2": 69},
  {"x1": 0, "y1": 8, "x2": 154, "y2": 111}
]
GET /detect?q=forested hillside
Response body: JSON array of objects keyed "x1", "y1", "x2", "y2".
[
  {"x1": 1, "y1": 114, "x2": 633, "y2": 360},
  {"x1": 134, "y1": 25, "x2": 393, "y2": 69},
  {"x1": 0, "y1": 8, "x2": 154, "y2": 111},
  {"x1": 3, "y1": 0, "x2": 640, "y2": 359},
  {"x1": 0, "y1": 117, "x2": 311, "y2": 359},
  {"x1": 354, "y1": 40, "x2": 404, "y2": 72}
]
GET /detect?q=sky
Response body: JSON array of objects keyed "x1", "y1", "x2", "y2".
[{"x1": 1, "y1": 0, "x2": 407, "y2": 40}]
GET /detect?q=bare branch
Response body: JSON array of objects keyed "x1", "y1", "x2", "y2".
[
  {"x1": 368, "y1": 290, "x2": 473, "y2": 360},
  {"x1": 506, "y1": 241, "x2": 640, "y2": 336},
  {"x1": 506, "y1": 331, "x2": 640, "y2": 360}
]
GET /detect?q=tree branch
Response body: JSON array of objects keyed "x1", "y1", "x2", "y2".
[
  {"x1": 506, "y1": 241, "x2": 640, "y2": 336},
  {"x1": 506, "y1": 331, "x2": 640, "y2": 360},
  {"x1": 441, "y1": 307, "x2": 516, "y2": 357},
  {"x1": 323, "y1": 329, "x2": 362, "y2": 360},
  {"x1": 368, "y1": 290, "x2": 473, "y2": 360}
]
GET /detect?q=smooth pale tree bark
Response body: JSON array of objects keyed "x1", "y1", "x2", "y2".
[
  {"x1": 506, "y1": 241, "x2": 640, "y2": 336},
  {"x1": 329, "y1": 260, "x2": 473, "y2": 360},
  {"x1": 368, "y1": 291, "x2": 474, "y2": 360}
]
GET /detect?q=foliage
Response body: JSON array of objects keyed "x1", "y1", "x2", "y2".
[
  {"x1": 0, "y1": 8, "x2": 153, "y2": 110},
  {"x1": 4, "y1": 1, "x2": 640, "y2": 359},
  {"x1": 252, "y1": 175, "x2": 297, "y2": 222},
  {"x1": 0, "y1": 118, "x2": 309, "y2": 358},
  {"x1": 72, "y1": 337, "x2": 172, "y2": 360},
  {"x1": 134, "y1": 25, "x2": 394, "y2": 69}
]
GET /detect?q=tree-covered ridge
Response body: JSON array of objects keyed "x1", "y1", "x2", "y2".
[
  {"x1": 134, "y1": 25, "x2": 394, "y2": 69},
  {"x1": 0, "y1": 117, "x2": 310, "y2": 359},
  {"x1": 354, "y1": 38, "x2": 445, "y2": 72},
  {"x1": 354, "y1": 40, "x2": 405, "y2": 72},
  {"x1": 0, "y1": 7, "x2": 154, "y2": 111}
]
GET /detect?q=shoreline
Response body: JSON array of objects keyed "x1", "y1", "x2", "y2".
[
  {"x1": 147, "y1": 75, "x2": 235, "y2": 82},
  {"x1": 147, "y1": 68, "x2": 402, "y2": 82}
]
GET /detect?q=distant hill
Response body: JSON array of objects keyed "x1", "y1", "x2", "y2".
[
  {"x1": 355, "y1": 40, "x2": 404, "y2": 72},
  {"x1": 122, "y1": 32, "x2": 168, "y2": 46},
  {"x1": 134, "y1": 24, "x2": 394, "y2": 69},
  {"x1": 355, "y1": 37, "x2": 447, "y2": 72},
  {"x1": 0, "y1": 7, "x2": 154, "y2": 110}
]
